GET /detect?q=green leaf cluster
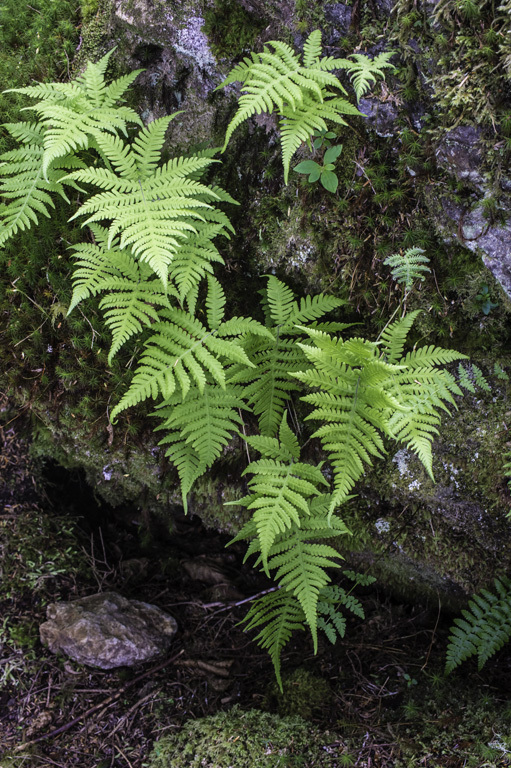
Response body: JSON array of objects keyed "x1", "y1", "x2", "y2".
[{"x1": 218, "y1": 29, "x2": 394, "y2": 182}]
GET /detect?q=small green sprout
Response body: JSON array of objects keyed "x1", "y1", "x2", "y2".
[
  {"x1": 475, "y1": 284, "x2": 498, "y2": 315},
  {"x1": 294, "y1": 144, "x2": 343, "y2": 193},
  {"x1": 312, "y1": 128, "x2": 337, "y2": 150}
]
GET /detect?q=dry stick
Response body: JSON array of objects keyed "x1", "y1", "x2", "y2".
[{"x1": 14, "y1": 648, "x2": 184, "y2": 752}]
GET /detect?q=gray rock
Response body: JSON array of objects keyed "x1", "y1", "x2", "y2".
[
  {"x1": 324, "y1": 3, "x2": 352, "y2": 40},
  {"x1": 40, "y1": 592, "x2": 178, "y2": 669},
  {"x1": 359, "y1": 96, "x2": 399, "y2": 137},
  {"x1": 431, "y1": 191, "x2": 511, "y2": 298},
  {"x1": 435, "y1": 126, "x2": 485, "y2": 186}
]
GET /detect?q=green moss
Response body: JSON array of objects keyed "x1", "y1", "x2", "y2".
[
  {"x1": 264, "y1": 668, "x2": 333, "y2": 720},
  {"x1": 147, "y1": 705, "x2": 344, "y2": 768},
  {"x1": 0, "y1": 0, "x2": 80, "y2": 153},
  {"x1": 203, "y1": 0, "x2": 265, "y2": 59}
]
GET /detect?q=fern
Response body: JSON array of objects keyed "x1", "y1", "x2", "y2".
[
  {"x1": 7, "y1": 48, "x2": 143, "y2": 180},
  {"x1": 228, "y1": 276, "x2": 345, "y2": 436},
  {"x1": 153, "y1": 382, "x2": 248, "y2": 511},
  {"x1": 233, "y1": 484, "x2": 349, "y2": 662},
  {"x1": 64, "y1": 119, "x2": 233, "y2": 289},
  {"x1": 317, "y1": 582, "x2": 369, "y2": 644},
  {"x1": 294, "y1": 313, "x2": 466, "y2": 516},
  {"x1": 110, "y1": 275, "x2": 272, "y2": 419},
  {"x1": 383, "y1": 247, "x2": 431, "y2": 293},
  {"x1": 334, "y1": 51, "x2": 396, "y2": 102},
  {"x1": 0, "y1": 121, "x2": 82, "y2": 245},
  {"x1": 68, "y1": 226, "x2": 172, "y2": 362},
  {"x1": 457, "y1": 363, "x2": 491, "y2": 393},
  {"x1": 446, "y1": 577, "x2": 511, "y2": 673},
  {"x1": 218, "y1": 30, "x2": 394, "y2": 182},
  {"x1": 241, "y1": 589, "x2": 306, "y2": 689},
  {"x1": 228, "y1": 413, "x2": 330, "y2": 568}
]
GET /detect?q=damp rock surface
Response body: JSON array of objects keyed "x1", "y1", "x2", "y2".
[{"x1": 40, "y1": 591, "x2": 178, "y2": 669}]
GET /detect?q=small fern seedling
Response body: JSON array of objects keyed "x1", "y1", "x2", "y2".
[
  {"x1": 383, "y1": 247, "x2": 431, "y2": 294},
  {"x1": 457, "y1": 363, "x2": 491, "y2": 393}
]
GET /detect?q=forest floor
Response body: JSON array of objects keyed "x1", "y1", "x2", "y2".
[{"x1": 1, "y1": 400, "x2": 511, "y2": 768}]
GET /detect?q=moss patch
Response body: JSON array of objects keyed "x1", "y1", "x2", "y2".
[{"x1": 147, "y1": 705, "x2": 345, "y2": 768}]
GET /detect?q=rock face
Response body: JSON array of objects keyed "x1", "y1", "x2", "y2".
[{"x1": 40, "y1": 592, "x2": 178, "y2": 669}]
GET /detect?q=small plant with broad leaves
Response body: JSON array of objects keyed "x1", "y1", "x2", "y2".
[
  {"x1": 475, "y1": 283, "x2": 499, "y2": 315},
  {"x1": 294, "y1": 143, "x2": 343, "y2": 192}
]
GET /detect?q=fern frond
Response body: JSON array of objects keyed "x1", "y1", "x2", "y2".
[
  {"x1": 65, "y1": 128, "x2": 225, "y2": 287},
  {"x1": 154, "y1": 382, "x2": 247, "y2": 510},
  {"x1": 294, "y1": 331, "x2": 396, "y2": 515},
  {"x1": 110, "y1": 307, "x2": 256, "y2": 419},
  {"x1": 219, "y1": 31, "x2": 345, "y2": 151},
  {"x1": 446, "y1": 577, "x2": 511, "y2": 673},
  {"x1": 337, "y1": 50, "x2": 396, "y2": 101},
  {"x1": 242, "y1": 590, "x2": 306, "y2": 689},
  {"x1": 0, "y1": 123, "x2": 78, "y2": 245},
  {"x1": 235, "y1": 414, "x2": 329, "y2": 569},
  {"x1": 383, "y1": 247, "x2": 430, "y2": 292},
  {"x1": 155, "y1": 431, "x2": 206, "y2": 513},
  {"x1": 458, "y1": 363, "x2": 491, "y2": 393},
  {"x1": 11, "y1": 50, "x2": 143, "y2": 179},
  {"x1": 263, "y1": 513, "x2": 346, "y2": 648},
  {"x1": 229, "y1": 277, "x2": 342, "y2": 436}
]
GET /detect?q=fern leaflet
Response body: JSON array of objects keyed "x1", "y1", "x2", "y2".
[
  {"x1": 241, "y1": 589, "x2": 306, "y2": 689},
  {"x1": 446, "y1": 577, "x2": 511, "y2": 673},
  {"x1": 153, "y1": 382, "x2": 248, "y2": 511}
]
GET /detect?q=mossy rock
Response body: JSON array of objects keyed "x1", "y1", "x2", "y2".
[{"x1": 147, "y1": 705, "x2": 344, "y2": 768}]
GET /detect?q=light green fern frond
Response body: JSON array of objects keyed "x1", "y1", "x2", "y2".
[
  {"x1": 68, "y1": 228, "x2": 172, "y2": 361},
  {"x1": 65, "y1": 121, "x2": 228, "y2": 287},
  {"x1": 230, "y1": 414, "x2": 329, "y2": 569},
  {"x1": 335, "y1": 50, "x2": 396, "y2": 101},
  {"x1": 446, "y1": 577, "x2": 511, "y2": 673},
  {"x1": 294, "y1": 330, "x2": 400, "y2": 515},
  {"x1": 258, "y1": 505, "x2": 346, "y2": 648},
  {"x1": 168, "y1": 223, "x2": 225, "y2": 302},
  {"x1": 383, "y1": 247, "x2": 431, "y2": 293},
  {"x1": 0, "y1": 121, "x2": 80, "y2": 246},
  {"x1": 229, "y1": 277, "x2": 343, "y2": 436},
  {"x1": 379, "y1": 310, "x2": 421, "y2": 363},
  {"x1": 154, "y1": 382, "x2": 247, "y2": 511},
  {"x1": 11, "y1": 50, "x2": 143, "y2": 180},
  {"x1": 241, "y1": 590, "x2": 306, "y2": 689},
  {"x1": 110, "y1": 292, "x2": 265, "y2": 419}
]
